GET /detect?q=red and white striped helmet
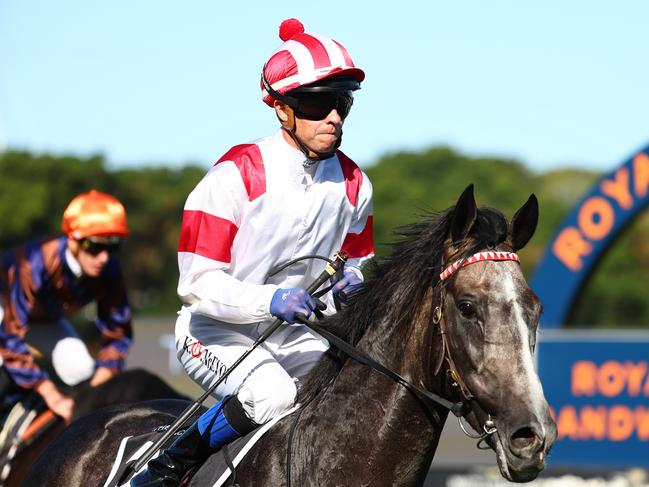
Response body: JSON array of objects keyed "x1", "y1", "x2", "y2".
[{"x1": 261, "y1": 19, "x2": 365, "y2": 107}]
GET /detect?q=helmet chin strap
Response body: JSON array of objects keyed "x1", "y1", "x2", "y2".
[{"x1": 282, "y1": 110, "x2": 341, "y2": 164}]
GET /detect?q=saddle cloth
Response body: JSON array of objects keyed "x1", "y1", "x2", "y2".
[
  {"x1": 0, "y1": 392, "x2": 57, "y2": 486},
  {"x1": 104, "y1": 406, "x2": 297, "y2": 487}
]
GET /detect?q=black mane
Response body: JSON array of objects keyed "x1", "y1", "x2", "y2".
[{"x1": 297, "y1": 205, "x2": 509, "y2": 403}]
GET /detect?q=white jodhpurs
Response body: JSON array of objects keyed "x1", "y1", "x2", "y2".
[
  {"x1": 24, "y1": 317, "x2": 95, "y2": 386},
  {"x1": 175, "y1": 308, "x2": 329, "y2": 425}
]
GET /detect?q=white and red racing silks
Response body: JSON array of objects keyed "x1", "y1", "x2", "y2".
[{"x1": 177, "y1": 130, "x2": 374, "y2": 325}]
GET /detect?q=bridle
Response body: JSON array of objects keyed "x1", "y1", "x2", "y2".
[
  {"x1": 433, "y1": 249, "x2": 520, "y2": 446},
  {"x1": 439, "y1": 250, "x2": 520, "y2": 281}
]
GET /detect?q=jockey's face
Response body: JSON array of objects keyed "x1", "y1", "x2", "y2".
[
  {"x1": 274, "y1": 100, "x2": 344, "y2": 155},
  {"x1": 67, "y1": 237, "x2": 114, "y2": 278}
]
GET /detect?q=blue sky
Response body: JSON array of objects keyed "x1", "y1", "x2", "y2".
[{"x1": 2, "y1": 1, "x2": 649, "y2": 172}]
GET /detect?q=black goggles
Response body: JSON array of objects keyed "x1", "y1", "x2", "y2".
[
  {"x1": 79, "y1": 238, "x2": 121, "y2": 255},
  {"x1": 261, "y1": 67, "x2": 356, "y2": 121},
  {"x1": 291, "y1": 91, "x2": 354, "y2": 121}
]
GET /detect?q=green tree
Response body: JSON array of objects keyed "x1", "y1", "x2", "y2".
[{"x1": 2, "y1": 146, "x2": 647, "y2": 328}]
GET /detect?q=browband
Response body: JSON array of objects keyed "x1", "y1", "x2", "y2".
[{"x1": 440, "y1": 251, "x2": 520, "y2": 281}]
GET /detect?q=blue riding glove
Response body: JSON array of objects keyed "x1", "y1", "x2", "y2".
[
  {"x1": 270, "y1": 288, "x2": 322, "y2": 324},
  {"x1": 332, "y1": 268, "x2": 363, "y2": 304}
]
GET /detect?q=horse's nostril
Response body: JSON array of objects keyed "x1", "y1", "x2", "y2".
[{"x1": 510, "y1": 427, "x2": 542, "y2": 457}]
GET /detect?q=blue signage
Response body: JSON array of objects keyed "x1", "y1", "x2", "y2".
[
  {"x1": 537, "y1": 332, "x2": 649, "y2": 467},
  {"x1": 531, "y1": 143, "x2": 649, "y2": 328}
]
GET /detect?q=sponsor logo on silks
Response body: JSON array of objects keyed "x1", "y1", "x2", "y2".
[
  {"x1": 190, "y1": 340, "x2": 203, "y2": 358},
  {"x1": 182, "y1": 336, "x2": 229, "y2": 383}
]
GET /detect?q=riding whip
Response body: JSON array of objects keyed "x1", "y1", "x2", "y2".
[{"x1": 126, "y1": 251, "x2": 348, "y2": 478}]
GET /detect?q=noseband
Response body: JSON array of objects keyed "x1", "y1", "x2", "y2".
[{"x1": 434, "y1": 250, "x2": 520, "y2": 445}]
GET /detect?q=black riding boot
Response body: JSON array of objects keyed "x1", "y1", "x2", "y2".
[
  {"x1": 129, "y1": 422, "x2": 210, "y2": 487},
  {"x1": 130, "y1": 396, "x2": 257, "y2": 487}
]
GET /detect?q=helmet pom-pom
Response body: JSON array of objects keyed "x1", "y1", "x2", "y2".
[{"x1": 279, "y1": 18, "x2": 304, "y2": 41}]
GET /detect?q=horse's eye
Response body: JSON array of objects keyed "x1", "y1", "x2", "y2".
[{"x1": 458, "y1": 301, "x2": 477, "y2": 319}]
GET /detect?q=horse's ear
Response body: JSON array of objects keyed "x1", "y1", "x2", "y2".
[
  {"x1": 511, "y1": 194, "x2": 539, "y2": 251},
  {"x1": 451, "y1": 184, "x2": 478, "y2": 244}
]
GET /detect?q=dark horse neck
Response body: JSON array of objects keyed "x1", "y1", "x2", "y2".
[{"x1": 287, "y1": 293, "x2": 450, "y2": 487}]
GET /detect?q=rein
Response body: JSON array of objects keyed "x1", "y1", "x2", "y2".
[
  {"x1": 308, "y1": 322, "x2": 469, "y2": 417},
  {"x1": 306, "y1": 250, "x2": 521, "y2": 419},
  {"x1": 307, "y1": 250, "x2": 521, "y2": 438}
]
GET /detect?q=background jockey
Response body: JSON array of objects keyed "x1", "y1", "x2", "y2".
[
  {"x1": 131, "y1": 18, "x2": 374, "y2": 486},
  {"x1": 0, "y1": 189, "x2": 132, "y2": 424}
]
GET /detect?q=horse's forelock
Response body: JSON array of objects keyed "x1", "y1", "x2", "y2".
[{"x1": 470, "y1": 207, "x2": 509, "y2": 248}]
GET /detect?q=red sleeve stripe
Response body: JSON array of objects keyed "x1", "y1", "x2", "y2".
[
  {"x1": 342, "y1": 216, "x2": 374, "y2": 258},
  {"x1": 215, "y1": 144, "x2": 266, "y2": 201},
  {"x1": 337, "y1": 150, "x2": 363, "y2": 207},
  {"x1": 178, "y1": 210, "x2": 238, "y2": 263}
]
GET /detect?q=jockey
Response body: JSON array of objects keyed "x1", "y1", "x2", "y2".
[
  {"x1": 131, "y1": 18, "x2": 374, "y2": 486},
  {"x1": 0, "y1": 190, "x2": 132, "y2": 423}
]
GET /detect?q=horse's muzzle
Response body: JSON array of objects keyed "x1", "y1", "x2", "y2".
[{"x1": 493, "y1": 414, "x2": 557, "y2": 483}]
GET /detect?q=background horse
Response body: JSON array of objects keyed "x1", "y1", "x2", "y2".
[
  {"x1": 23, "y1": 185, "x2": 556, "y2": 486},
  {"x1": 5, "y1": 368, "x2": 186, "y2": 487}
]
